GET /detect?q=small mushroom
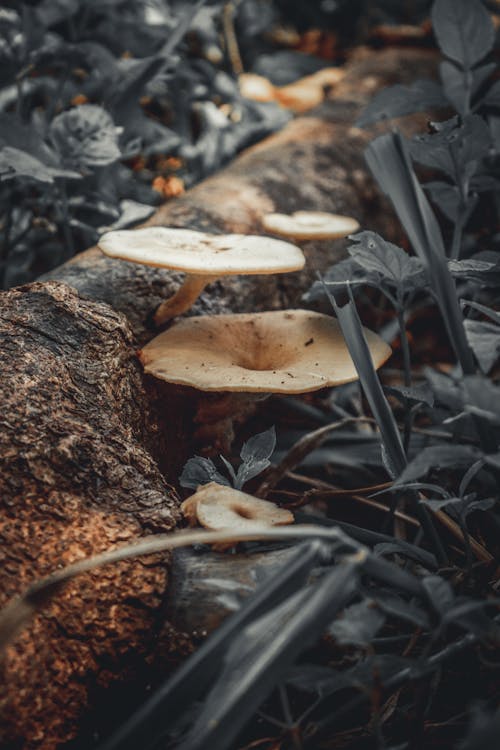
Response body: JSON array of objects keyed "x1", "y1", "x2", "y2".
[
  {"x1": 140, "y1": 309, "x2": 390, "y2": 457},
  {"x1": 98, "y1": 227, "x2": 305, "y2": 325},
  {"x1": 182, "y1": 482, "x2": 294, "y2": 531},
  {"x1": 262, "y1": 211, "x2": 360, "y2": 242}
]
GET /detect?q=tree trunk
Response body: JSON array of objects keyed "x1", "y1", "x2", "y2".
[{"x1": 0, "y1": 47, "x2": 437, "y2": 750}]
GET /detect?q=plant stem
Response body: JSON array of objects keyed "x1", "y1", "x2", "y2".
[
  {"x1": 58, "y1": 179, "x2": 74, "y2": 259},
  {"x1": 397, "y1": 306, "x2": 413, "y2": 454},
  {"x1": 450, "y1": 211, "x2": 465, "y2": 261}
]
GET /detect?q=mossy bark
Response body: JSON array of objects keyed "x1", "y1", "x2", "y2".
[{"x1": 0, "y1": 47, "x2": 437, "y2": 750}]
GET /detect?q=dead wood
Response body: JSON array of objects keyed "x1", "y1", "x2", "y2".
[{"x1": 0, "y1": 47, "x2": 437, "y2": 750}]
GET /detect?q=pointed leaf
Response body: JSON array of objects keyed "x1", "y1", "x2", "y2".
[
  {"x1": 356, "y1": 80, "x2": 445, "y2": 128},
  {"x1": 431, "y1": 0, "x2": 495, "y2": 69}
]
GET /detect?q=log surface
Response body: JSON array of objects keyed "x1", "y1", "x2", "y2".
[{"x1": 0, "y1": 47, "x2": 436, "y2": 750}]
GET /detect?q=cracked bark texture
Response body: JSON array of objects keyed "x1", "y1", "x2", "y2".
[{"x1": 1, "y1": 47, "x2": 437, "y2": 750}]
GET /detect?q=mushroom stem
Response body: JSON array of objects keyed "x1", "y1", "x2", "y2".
[{"x1": 154, "y1": 274, "x2": 218, "y2": 325}]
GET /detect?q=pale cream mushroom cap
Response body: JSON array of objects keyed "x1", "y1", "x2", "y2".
[
  {"x1": 262, "y1": 211, "x2": 360, "y2": 241},
  {"x1": 181, "y1": 482, "x2": 294, "y2": 530},
  {"x1": 139, "y1": 309, "x2": 391, "y2": 394},
  {"x1": 97, "y1": 226, "x2": 305, "y2": 275}
]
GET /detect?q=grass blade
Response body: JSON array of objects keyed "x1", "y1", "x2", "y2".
[
  {"x1": 364, "y1": 130, "x2": 475, "y2": 375},
  {"x1": 321, "y1": 282, "x2": 407, "y2": 477}
]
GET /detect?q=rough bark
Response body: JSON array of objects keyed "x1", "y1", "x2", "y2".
[{"x1": 0, "y1": 47, "x2": 437, "y2": 750}]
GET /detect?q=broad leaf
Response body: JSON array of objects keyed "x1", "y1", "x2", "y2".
[
  {"x1": 347, "y1": 231, "x2": 426, "y2": 297},
  {"x1": 356, "y1": 80, "x2": 445, "y2": 128},
  {"x1": 179, "y1": 456, "x2": 231, "y2": 490},
  {"x1": 464, "y1": 319, "x2": 500, "y2": 373},
  {"x1": 431, "y1": 0, "x2": 495, "y2": 69},
  {"x1": 0, "y1": 146, "x2": 80, "y2": 183}
]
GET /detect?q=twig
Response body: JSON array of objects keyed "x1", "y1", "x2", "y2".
[
  {"x1": 256, "y1": 417, "x2": 376, "y2": 497},
  {"x1": 223, "y1": 1, "x2": 244, "y2": 75}
]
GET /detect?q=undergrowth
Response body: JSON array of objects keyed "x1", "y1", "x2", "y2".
[{"x1": 1, "y1": 2, "x2": 500, "y2": 750}]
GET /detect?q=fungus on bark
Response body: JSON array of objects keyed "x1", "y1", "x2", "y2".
[
  {"x1": 262, "y1": 210, "x2": 360, "y2": 241},
  {"x1": 139, "y1": 309, "x2": 390, "y2": 455},
  {"x1": 98, "y1": 227, "x2": 305, "y2": 325},
  {"x1": 181, "y1": 482, "x2": 294, "y2": 531}
]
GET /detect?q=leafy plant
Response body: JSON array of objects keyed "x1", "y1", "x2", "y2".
[{"x1": 180, "y1": 426, "x2": 276, "y2": 491}]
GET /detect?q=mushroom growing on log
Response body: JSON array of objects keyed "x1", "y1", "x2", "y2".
[
  {"x1": 139, "y1": 309, "x2": 390, "y2": 460},
  {"x1": 0, "y1": 47, "x2": 438, "y2": 750},
  {"x1": 97, "y1": 227, "x2": 305, "y2": 325}
]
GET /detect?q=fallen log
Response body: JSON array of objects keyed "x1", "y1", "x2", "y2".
[{"x1": 0, "y1": 47, "x2": 437, "y2": 750}]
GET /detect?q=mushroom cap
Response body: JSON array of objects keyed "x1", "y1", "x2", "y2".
[
  {"x1": 262, "y1": 211, "x2": 360, "y2": 241},
  {"x1": 181, "y1": 482, "x2": 294, "y2": 530},
  {"x1": 140, "y1": 309, "x2": 391, "y2": 394},
  {"x1": 98, "y1": 227, "x2": 305, "y2": 275}
]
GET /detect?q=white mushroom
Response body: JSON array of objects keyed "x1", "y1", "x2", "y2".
[
  {"x1": 181, "y1": 482, "x2": 294, "y2": 531},
  {"x1": 98, "y1": 227, "x2": 305, "y2": 325},
  {"x1": 139, "y1": 309, "x2": 390, "y2": 394},
  {"x1": 262, "y1": 211, "x2": 360, "y2": 242}
]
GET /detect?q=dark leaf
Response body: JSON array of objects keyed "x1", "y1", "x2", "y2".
[
  {"x1": 179, "y1": 456, "x2": 231, "y2": 490},
  {"x1": 449, "y1": 259, "x2": 499, "y2": 284},
  {"x1": 395, "y1": 445, "x2": 483, "y2": 485},
  {"x1": 444, "y1": 599, "x2": 500, "y2": 640},
  {"x1": 385, "y1": 383, "x2": 434, "y2": 408},
  {"x1": 304, "y1": 258, "x2": 375, "y2": 302},
  {"x1": 322, "y1": 289, "x2": 407, "y2": 478},
  {"x1": 0, "y1": 146, "x2": 80, "y2": 183},
  {"x1": 234, "y1": 426, "x2": 276, "y2": 489},
  {"x1": 98, "y1": 200, "x2": 155, "y2": 233},
  {"x1": 356, "y1": 80, "x2": 445, "y2": 128},
  {"x1": 464, "y1": 319, "x2": 500, "y2": 373},
  {"x1": 431, "y1": 0, "x2": 495, "y2": 69},
  {"x1": 347, "y1": 231, "x2": 426, "y2": 296},
  {"x1": 177, "y1": 562, "x2": 359, "y2": 750},
  {"x1": 374, "y1": 591, "x2": 430, "y2": 629},
  {"x1": 424, "y1": 368, "x2": 464, "y2": 412},
  {"x1": 374, "y1": 541, "x2": 437, "y2": 568},
  {"x1": 424, "y1": 181, "x2": 460, "y2": 222},
  {"x1": 240, "y1": 426, "x2": 276, "y2": 464},
  {"x1": 459, "y1": 707, "x2": 500, "y2": 750},
  {"x1": 471, "y1": 62, "x2": 497, "y2": 96},
  {"x1": 365, "y1": 131, "x2": 475, "y2": 375},
  {"x1": 482, "y1": 79, "x2": 500, "y2": 109},
  {"x1": 287, "y1": 655, "x2": 413, "y2": 697},
  {"x1": 422, "y1": 575, "x2": 455, "y2": 616},
  {"x1": 440, "y1": 60, "x2": 467, "y2": 114},
  {"x1": 329, "y1": 599, "x2": 385, "y2": 646}
]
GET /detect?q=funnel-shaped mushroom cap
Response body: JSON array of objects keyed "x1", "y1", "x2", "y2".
[
  {"x1": 182, "y1": 482, "x2": 294, "y2": 530},
  {"x1": 262, "y1": 211, "x2": 360, "y2": 241},
  {"x1": 140, "y1": 309, "x2": 391, "y2": 394},
  {"x1": 98, "y1": 227, "x2": 305, "y2": 275}
]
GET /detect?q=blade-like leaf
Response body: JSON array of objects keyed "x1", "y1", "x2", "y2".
[
  {"x1": 365, "y1": 131, "x2": 476, "y2": 375},
  {"x1": 177, "y1": 561, "x2": 359, "y2": 750},
  {"x1": 321, "y1": 285, "x2": 407, "y2": 477}
]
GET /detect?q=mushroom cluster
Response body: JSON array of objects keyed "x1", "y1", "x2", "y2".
[
  {"x1": 98, "y1": 227, "x2": 305, "y2": 325},
  {"x1": 97, "y1": 215, "x2": 390, "y2": 523}
]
